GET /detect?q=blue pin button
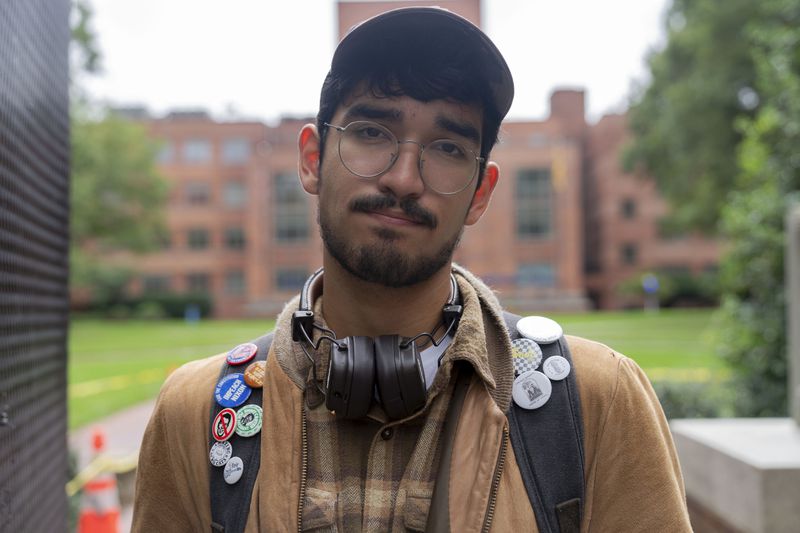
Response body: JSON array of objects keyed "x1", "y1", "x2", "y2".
[{"x1": 215, "y1": 373, "x2": 252, "y2": 408}]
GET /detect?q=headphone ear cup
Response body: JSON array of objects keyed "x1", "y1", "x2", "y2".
[
  {"x1": 374, "y1": 335, "x2": 427, "y2": 420},
  {"x1": 326, "y1": 336, "x2": 375, "y2": 419}
]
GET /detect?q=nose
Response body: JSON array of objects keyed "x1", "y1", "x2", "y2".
[{"x1": 376, "y1": 140, "x2": 426, "y2": 199}]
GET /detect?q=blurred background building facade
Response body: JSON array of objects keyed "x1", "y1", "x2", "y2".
[{"x1": 122, "y1": 0, "x2": 721, "y2": 318}]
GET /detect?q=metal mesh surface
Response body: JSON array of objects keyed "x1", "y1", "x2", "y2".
[{"x1": 0, "y1": 1, "x2": 71, "y2": 531}]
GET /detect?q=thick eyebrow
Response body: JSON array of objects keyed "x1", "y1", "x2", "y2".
[
  {"x1": 436, "y1": 116, "x2": 481, "y2": 145},
  {"x1": 342, "y1": 103, "x2": 402, "y2": 123},
  {"x1": 341, "y1": 103, "x2": 481, "y2": 145}
]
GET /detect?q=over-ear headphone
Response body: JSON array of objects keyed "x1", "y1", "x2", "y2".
[{"x1": 291, "y1": 268, "x2": 462, "y2": 420}]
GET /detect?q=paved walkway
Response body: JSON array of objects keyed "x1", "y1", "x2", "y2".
[{"x1": 70, "y1": 399, "x2": 156, "y2": 533}]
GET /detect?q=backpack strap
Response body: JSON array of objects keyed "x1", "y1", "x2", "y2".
[
  {"x1": 503, "y1": 311, "x2": 585, "y2": 533},
  {"x1": 209, "y1": 331, "x2": 274, "y2": 533}
]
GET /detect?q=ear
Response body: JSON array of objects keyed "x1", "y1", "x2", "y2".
[
  {"x1": 297, "y1": 124, "x2": 321, "y2": 195},
  {"x1": 464, "y1": 162, "x2": 499, "y2": 226}
]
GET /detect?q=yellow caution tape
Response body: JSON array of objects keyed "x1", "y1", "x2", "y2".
[{"x1": 66, "y1": 451, "x2": 139, "y2": 497}]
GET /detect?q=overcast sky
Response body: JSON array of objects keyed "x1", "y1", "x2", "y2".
[{"x1": 83, "y1": 0, "x2": 671, "y2": 124}]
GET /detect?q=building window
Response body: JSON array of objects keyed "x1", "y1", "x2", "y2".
[
  {"x1": 185, "y1": 181, "x2": 210, "y2": 205},
  {"x1": 517, "y1": 263, "x2": 556, "y2": 287},
  {"x1": 276, "y1": 268, "x2": 308, "y2": 291},
  {"x1": 621, "y1": 198, "x2": 637, "y2": 219},
  {"x1": 182, "y1": 139, "x2": 212, "y2": 163},
  {"x1": 621, "y1": 243, "x2": 638, "y2": 265},
  {"x1": 225, "y1": 270, "x2": 246, "y2": 295},
  {"x1": 274, "y1": 173, "x2": 309, "y2": 242},
  {"x1": 142, "y1": 275, "x2": 170, "y2": 293},
  {"x1": 224, "y1": 227, "x2": 246, "y2": 250},
  {"x1": 222, "y1": 138, "x2": 251, "y2": 164},
  {"x1": 186, "y1": 272, "x2": 210, "y2": 293},
  {"x1": 157, "y1": 141, "x2": 174, "y2": 163},
  {"x1": 187, "y1": 228, "x2": 210, "y2": 250},
  {"x1": 516, "y1": 168, "x2": 552, "y2": 238},
  {"x1": 223, "y1": 181, "x2": 246, "y2": 207}
]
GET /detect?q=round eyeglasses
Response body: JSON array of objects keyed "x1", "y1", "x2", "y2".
[{"x1": 323, "y1": 121, "x2": 484, "y2": 195}]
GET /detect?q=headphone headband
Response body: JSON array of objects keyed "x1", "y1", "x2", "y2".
[{"x1": 291, "y1": 268, "x2": 461, "y2": 342}]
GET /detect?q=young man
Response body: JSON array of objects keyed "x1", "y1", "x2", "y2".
[{"x1": 133, "y1": 8, "x2": 692, "y2": 532}]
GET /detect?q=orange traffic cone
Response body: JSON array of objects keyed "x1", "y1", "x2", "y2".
[{"x1": 78, "y1": 429, "x2": 120, "y2": 533}]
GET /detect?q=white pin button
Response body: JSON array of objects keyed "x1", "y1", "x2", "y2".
[
  {"x1": 511, "y1": 338, "x2": 543, "y2": 376},
  {"x1": 209, "y1": 441, "x2": 233, "y2": 467},
  {"x1": 224, "y1": 456, "x2": 244, "y2": 485},
  {"x1": 543, "y1": 355, "x2": 571, "y2": 381},
  {"x1": 512, "y1": 370, "x2": 552, "y2": 410},
  {"x1": 516, "y1": 316, "x2": 563, "y2": 344}
]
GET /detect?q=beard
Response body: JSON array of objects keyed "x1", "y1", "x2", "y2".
[{"x1": 319, "y1": 193, "x2": 463, "y2": 288}]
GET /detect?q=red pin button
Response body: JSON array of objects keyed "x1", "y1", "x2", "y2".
[
  {"x1": 226, "y1": 343, "x2": 258, "y2": 366},
  {"x1": 212, "y1": 408, "x2": 237, "y2": 441}
]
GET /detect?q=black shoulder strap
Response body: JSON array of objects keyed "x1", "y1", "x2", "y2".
[
  {"x1": 208, "y1": 316, "x2": 585, "y2": 533},
  {"x1": 503, "y1": 311, "x2": 585, "y2": 533},
  {"x1": 209, "y1": 331, "x2": 274, "y2": 533}
]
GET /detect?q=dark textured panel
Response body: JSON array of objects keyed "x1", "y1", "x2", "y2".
[{"x1": 0, "y1": 1, "x2": 71, "y2": 531}]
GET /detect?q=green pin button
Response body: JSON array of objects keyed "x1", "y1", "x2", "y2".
[{"x1": 235, "y1": 404, "x2": 263, "y2": 437}]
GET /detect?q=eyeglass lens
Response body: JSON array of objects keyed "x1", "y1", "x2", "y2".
[{"x1": 336, "y1": 121, "x2": 478, "y2": 194}]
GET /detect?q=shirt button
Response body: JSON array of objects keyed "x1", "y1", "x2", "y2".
[{"x1": 381, "y1": 427, "x2": 394, "y2": 440}]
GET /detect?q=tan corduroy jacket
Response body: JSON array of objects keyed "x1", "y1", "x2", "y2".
[{"x1": 132, "y1": 268, "x2": 692, "y2": 532}]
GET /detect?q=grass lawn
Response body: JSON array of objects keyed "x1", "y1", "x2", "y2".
[
  {"x1": 68, "y1": 319, "x2": 275, "y2": 430},
  {"x1": 68, "y1": 308, "x2": 723, "y2": 430},
  {"x1": 550, "y1": 308, "x2": 724, "y2": 382}
]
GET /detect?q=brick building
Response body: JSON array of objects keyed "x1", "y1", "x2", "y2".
[{"x1": 128, "y1": 0, "x2": 720, "y2": 317}]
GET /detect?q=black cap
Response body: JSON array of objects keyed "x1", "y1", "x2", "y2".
[{"x1": 331, "y1": 7, "x2": 514, "y2": 120}]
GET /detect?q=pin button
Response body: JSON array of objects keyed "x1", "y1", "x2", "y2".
[
  {"x1": 543, "y1": 355, "x2": 571, "y2": 381},
  {"x1": 511, "y1": 337, "x2": 543, "y2": 376},
  {"x1": 516, "y1": 316, "x2": 563, "y2": 344},
  {"x1": 235, "y1": 404, "x2": 263, "y2": 437},
  {"x1": 512, "y1": 370, "x2": 552, "y2": 410},
  {"x1": 243, "y1": 360, "x2": 266, "y2": 388},
  {"x1": 214, "y1": 373, "x2": 252, "y2": 408},
  {"x1": 212, "y1": 408, "x2": 237, "y2": 442},
  {"x1": 209, "y1": 441, "x2": 233, "y2": 467},
  {"x1": 226, "y1": 343, "x2": 258, "y2": 366},
  {"x1": 224, "y1": 456, "x2": 244, "y2": 485}
]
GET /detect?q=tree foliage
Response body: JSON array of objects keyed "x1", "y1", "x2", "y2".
[
  {"x1": 625, "y1": 0, "x2": 762, "y2": 233},
  {"x1": 630, "y1": 0, "x2": 800, "y2": 415},
  {"x1": 69, "y1": 2, "x2": 168, "y2": 301},
  {"x1": 71, "y1": 112, "x2": 167, "y2": 251},
  {"x1": 715, "y1": 0, "x2": 800, "y2": 416},
  {"x1": 70, "y1": 0, "x2": 101, "y2": 76}
]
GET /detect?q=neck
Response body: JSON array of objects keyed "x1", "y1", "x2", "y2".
[{"x1": 320, "y1": 252, "x2": 453, "y2": 339}]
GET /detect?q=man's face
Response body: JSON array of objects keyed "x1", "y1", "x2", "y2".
[{"x1": 314, "y1": 91, "x2": 487, "y2": 287}]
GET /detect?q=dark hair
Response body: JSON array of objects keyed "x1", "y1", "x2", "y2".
[{"x1": 316, "y1": 33, "x2": 502, "y2": 188}]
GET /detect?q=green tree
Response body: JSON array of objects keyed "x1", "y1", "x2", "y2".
[
  {"x1": 625, "y1": 0, "x2": 762, "y2": 233},
  {"x1": 69, "y1": 2, "x2": 168, "y2": 305},
  {"x1": 629, "y1": 0, "x2": 800, "y2": 415},
  {"x1": 715, "y1": 0, "x2": 800, "y2": 416}
]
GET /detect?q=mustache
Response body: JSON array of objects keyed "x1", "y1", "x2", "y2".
[{"x1": 349, "y1": 195, "x2": 437, "y2": 229}]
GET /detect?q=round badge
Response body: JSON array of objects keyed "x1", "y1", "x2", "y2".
[
  {"x1": 226, "y1": 343, "x2": 258, "y2": 366},
  {"x1": 209, "y1": 441, "x2": 233, "y2": 467},
  {"x1": 243, "y1": 360, "x2": 266, "y2": 388},
  {"x1": 543, "y1": 355, "x2": 571, "y2": 381},
  {"x1": 235, "y1": 404, "x2": 263, "y2": 437},
  {"x1": 512, "y1": 370, "x2": 552, "y2": 410},
  {"x1": 516, "y1": 316, "x2": 563, "y2": 344},
  {"x1": 214, "y1": 373, "x2": 252, "y2": 408},
  {"x1": 212, "y1": 408, "x2": 237, "y2": 442},
  {"x1": 224, "y1": 456, "x2": 244, "y2": 485},
  {"x1": 511, "y1": 338, "x2": 543, "y2": 376}
]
